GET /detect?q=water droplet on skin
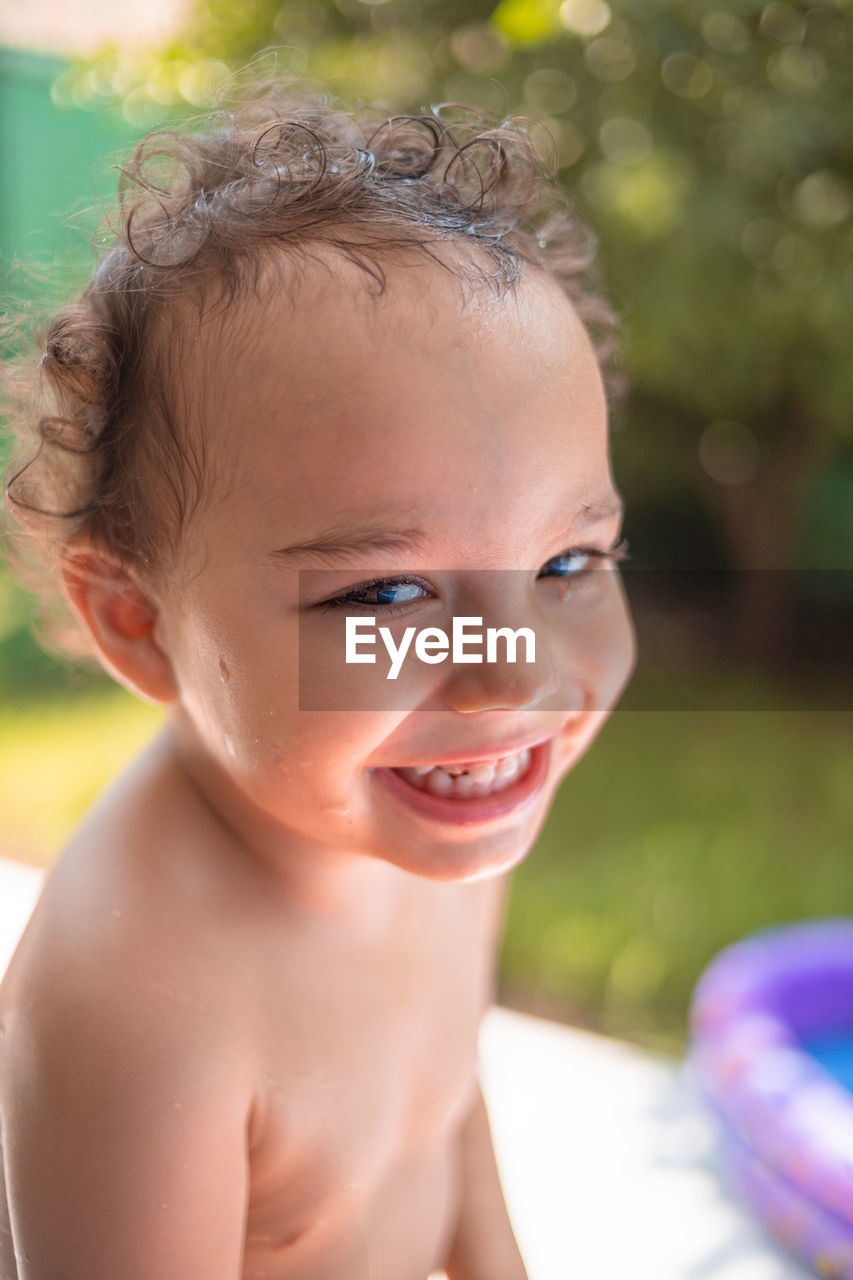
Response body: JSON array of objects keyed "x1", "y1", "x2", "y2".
[{"x1": 219, "y1": 657, "x2": 230, "y2": 682}]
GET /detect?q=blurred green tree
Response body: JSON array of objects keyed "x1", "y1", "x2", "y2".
[{"x1": 46, "y1": 0, "x2": 853, "y2": 650}]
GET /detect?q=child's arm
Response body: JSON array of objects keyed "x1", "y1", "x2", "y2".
[
  {"x1": 442, "y1": 1081, "x2": 529, "y2": 1280},
  {"x1": 1, "y1": 936, "x2": 254, "y2": 1279},
  {"x1": 443, "y1": 875, "x2": 528, "y2": 1280}
]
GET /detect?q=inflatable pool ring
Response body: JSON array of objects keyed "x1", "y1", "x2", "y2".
[{"x1": 687, "y1": 919, "x2": 853, "y2": 1279}]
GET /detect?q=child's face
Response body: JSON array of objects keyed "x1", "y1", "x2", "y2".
[{"x1": 153, "y1": 253, "x2": 635, "y2": 889}]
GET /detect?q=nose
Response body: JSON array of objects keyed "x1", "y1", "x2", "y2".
[
  {"x1": 443, "y1": 667, "x2": 558, "y2": 713},
  {"x1": 440, "y1": 612, "x2": 561, "y2": 714}
]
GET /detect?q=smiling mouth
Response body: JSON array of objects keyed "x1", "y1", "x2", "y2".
[
  {"x1": 391, "y1": 747, "x2": 532, "y2": 800},
  {"x1": 370, "y1": 738, "x2": 552, "y2": 826}
]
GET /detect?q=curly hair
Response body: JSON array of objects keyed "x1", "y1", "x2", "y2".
[{"x1": 0, "y1": 75, "x2": 621, "y2": 661}]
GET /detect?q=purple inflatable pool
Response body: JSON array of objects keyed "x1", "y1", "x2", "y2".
[{"x1": 688, "y1": 919, "x2": 853, "y2": 1279}]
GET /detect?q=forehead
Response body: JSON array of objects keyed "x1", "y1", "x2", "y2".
[{"x1": 186, "y1": 251, "x2": 612, "y2": 555}]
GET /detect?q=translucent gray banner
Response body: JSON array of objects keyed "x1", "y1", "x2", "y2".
[{"x1": 297, "y1": 569, "x2": 852, "y2": 712}]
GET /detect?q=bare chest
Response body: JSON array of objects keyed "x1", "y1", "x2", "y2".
[{"x1": 242, "y1": 879, "x2": 501, "y2": 1278}]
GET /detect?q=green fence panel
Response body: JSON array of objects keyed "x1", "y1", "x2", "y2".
[{"x1": 0, "y1": 46, "x2": 144, "y2": 283}]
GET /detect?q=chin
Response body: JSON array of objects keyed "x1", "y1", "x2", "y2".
[{"x1": 382, "y1": 816, "x2": 545, "y2": 884}]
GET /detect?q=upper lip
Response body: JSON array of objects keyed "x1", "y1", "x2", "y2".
[{"x1": 392, "y1": 728, "x2": 563, "y2": 769}]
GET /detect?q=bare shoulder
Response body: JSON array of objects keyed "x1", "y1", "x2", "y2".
[
  {"x1": 1, "y1": 723, "x2": 264, "y2": 1081},
  {"x1": 0, "y1": 729, "x2": 264, "y2": 1278}
]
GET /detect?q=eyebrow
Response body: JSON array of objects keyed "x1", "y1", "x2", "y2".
[{"x1": 267, "y1": 496, "x2": 624, "y2": 565}]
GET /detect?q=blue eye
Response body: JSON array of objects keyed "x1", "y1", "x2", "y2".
[
  {"x1": 540, "y1": 550, "x2": 593, "y2": 577},
  {"x1": 316, "y1": 539, "x2": 630, "y2": 614},
  {"x1": 319, "y1": 576, "x2": 431, "y2": 614},
  {"x1": 538, "y1": 539, "x2": 631, "y2": 583},
  {"x1": 371, "y1": 581, "x2": 426, "y2": 606}
]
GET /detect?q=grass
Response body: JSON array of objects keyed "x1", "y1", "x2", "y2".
[
  {"x1": 0, "y1": 685, "x2": 164, "y2": 861},
  {"x1": 501, "y1": 696, "x2": 853, "y2": 1056},
  {"x1": 1, "y1": 667, "x2": 850, "y2": 1059}
]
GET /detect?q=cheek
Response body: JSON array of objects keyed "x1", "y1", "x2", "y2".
[
  {"x1": 165, "y1": 585, "x2": 300, "y2": 748},
  {"x1": 206, "y1": 663, "x2": 394, "y2": 791},
  {"x1": 549, "y1": 574, "x2": 636, "y2": 710},
  {"x1": 297, "y1": 616, "x2": 447, "y2": 714},
  {"x1": 166, "y1": 582, "x2": 402, "y2": 798},
  {"x1": 238, "y1": 712, "x2": 399, "y2": 822}
]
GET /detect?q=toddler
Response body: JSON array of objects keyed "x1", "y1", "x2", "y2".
[{"x1": 0, "y1": 78, "x2": 635, "y2": 1280}]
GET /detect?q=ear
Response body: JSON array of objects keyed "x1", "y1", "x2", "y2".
[{"x1": 60, "y1": 547, "x2": 179, "y2": 705}]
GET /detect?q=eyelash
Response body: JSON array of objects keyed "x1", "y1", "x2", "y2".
[{"x1": 317, "y1": 537, "x2": 631, "y2": 615}]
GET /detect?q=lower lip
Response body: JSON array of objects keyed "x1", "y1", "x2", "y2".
[{"x1": 370, "y1": 739, "x2": 553, "y2": 827}]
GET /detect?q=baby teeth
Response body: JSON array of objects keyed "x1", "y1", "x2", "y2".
[
  {"x1": 396, "y1": 747, "x2": 532, "y2": 799},
  {"x1": 465, "y1": 761, "x2": 498, "y2": 784},
  {"x1": 422, "y1": 762, "x2": 450, "y2": 793},
  {"x1": 425, "y1": 769, "x2": 454, "y2": 796},
  {"x1": 494, "y1": 757, "x2": 519, "y2": 782}
]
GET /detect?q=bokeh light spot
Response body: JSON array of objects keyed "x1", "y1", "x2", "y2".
[
  {"x1": 584, "y1": 36, "x2": 636, "y2": 82},
  {"x1": 701, "y1": 12, "x2": 750, "y2": 55},
  {"x1": 581, "y1": 150, "x2": 693, "y2": 237},
  {"x1": 491, "y1": 0, "x2": 564, "y2": 46},
  {"x1": 760, "y1": 3, "x2": 807, "y2": 45},
  {"x1": 767, "y1": 46, "x2": 827, "y2": 95},
  {"x1": 450, "y1": 24, "x2": 511, "y2": 74},
  {"x1": 177, "y1": 60, "x2": 231, "y2": 107},
  {"x1": 661, "y1": 53, "x2": 714, "y2": 99},
  {"x1": 523, "y1": 67, "x2": 577, "y2": 115},
  {"x1": 699, "y1": 421, "x2": 761, "y2": 486},
  {"x1": 793, "y1": 171, "x2": 852, "y2": 227},
  {"x1": 599, "y1": 117, "x2": 653, "y2": 165},
  {"x1": 559, "y1": 0, "x2": 611, "y2": 38},
  {"x1": 555, "y1": 120, "x2": 585, "y2": 167}
]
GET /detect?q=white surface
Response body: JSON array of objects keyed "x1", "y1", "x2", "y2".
[
  {"x1": 0, "y1": 857, "x2": 811, "y2": 1279},
  {"x1": 0, "y1": 857, "x2": 43, "y2": 976},
  {"x1": 479, "y1": 1010, "x2": 811, "y2": 1280}
]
